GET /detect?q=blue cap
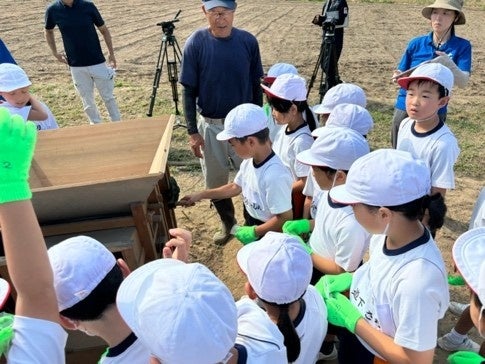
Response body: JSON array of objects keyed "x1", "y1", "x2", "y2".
[{"x1": 202, "y1": 0, "x2": 237, "y2": 10}]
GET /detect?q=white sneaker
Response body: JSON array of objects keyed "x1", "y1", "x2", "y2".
[
  {"x1": 448, "y1": 301, "x2": 470, "y2": 316},
  {"x1": 437, "y1": 333, "x2": 480, "y2": 353},
  {"x1": 317, "y1": 346, "x2": 338, "y2": 361}
]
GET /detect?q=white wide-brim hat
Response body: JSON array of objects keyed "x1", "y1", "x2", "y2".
[{"x1": 422, "y1": 0, "x2": 465, "y2": 25}]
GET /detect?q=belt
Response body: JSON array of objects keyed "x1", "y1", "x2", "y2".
[{"x1": 203, "y1": 117, "x2": 225, "y2": 125}]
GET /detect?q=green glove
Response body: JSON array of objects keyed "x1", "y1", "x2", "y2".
[
  {"x1": 0, "y1": 313, "x2": 14, "y2": 356},
  {"x1": 0, "y1": 108, "x2": 37, "y2": 204},
  {"x1": 282, "y1": 219, "x2": 311, "y2": 235},
  {"x1": 294, "y1": 235, "x2": 313, "y2": 255},
  {"x1": 315, "y1": 273, "x2": 353, "y2": 300},
  {"x1": 448, "y1": 274, "x2": 466, "y2": 286},
  {"x1": 448, "y1": 351, "x2": 485, "y2": 364},
  {"x1": 235, "y1": 226, "x2": 258, "y2": 245},
  {"x1": 325, "y1": 293, "x2": 362, "y2": 333}
]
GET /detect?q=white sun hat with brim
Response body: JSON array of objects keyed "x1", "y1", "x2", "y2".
[
  {"x1": 261, "y1": 73, "x2": 307, "y2": 102},
  {"x1": 312, "y1": 103, "x2": 374, "y2": 137},
  {"x1": 397, "y1": 63, "x2": 454, "y2": 95},
  {"x1": 422, "y1": 0, "x2": 465, "y2": 25},
  {"x1": 312, "y1": 83, "x2": 367, "y2": 114},
  {"x1": 216, "y1": 103, "x2": 267, "y2": 141},
  {"x1": 0, "y1": 63, "x2": 32, "y2": 92}
]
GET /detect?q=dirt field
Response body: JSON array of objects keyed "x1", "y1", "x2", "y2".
[{"x1": 2, "y1": 0, "x2": 484, "y2": 362}]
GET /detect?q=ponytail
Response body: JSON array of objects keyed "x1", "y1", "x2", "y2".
[{"x1": 276, "y1": 304, "x2": 301, "y2": 362}]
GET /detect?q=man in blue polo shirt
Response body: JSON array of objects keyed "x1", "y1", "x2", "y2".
[
  {"x1": 180, "y1": 0, "x2": 264, "y2": 246},
  {"x1": 44, "y1": 0, "x2": 121, "y2": 124}
]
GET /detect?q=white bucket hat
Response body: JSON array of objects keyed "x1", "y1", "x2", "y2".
[
  {"x1": 422, "y1": 0, "x2": 465, "y2": 25},
  {"x1": 298, "y1": 126, "x2": 369, "y2": 170},
  {"x1": 329, "y1": 149, "x2": 431, "y2": 206},
  {"x1": 237, "y1": 231, "x2": 312, "y2": 304},
  {"x1": 216, "y1": 103, "x2": 267, "y2": 140}
]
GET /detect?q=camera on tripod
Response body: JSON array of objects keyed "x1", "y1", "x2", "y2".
[{"x1": 156, "y1": 10, "x2": 180, "y2": 36}]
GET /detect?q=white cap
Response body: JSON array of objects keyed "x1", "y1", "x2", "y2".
[
  {"x1": 317, "y1": 104, "x2": 374, "y2": 136},
  {"x1": 117, "y1": 260, "x2": 237, "y2": 363},
  {"x1": 0, "y1": 63, "x2": 32, "y2": 92},
  {"x1": 48, "y1": 236, "x2": 117, "y2": 311},
  {"x1": 261, "y1": 73, "x2": 307, "y2": 101},
  {"x1": 398, "y1": 63, "x2": 454, "y2": 94},
  {"x1": 298, "y1": 126, "x2": 369, "y2": 170},
  {"x1": 263, "y1": 63, "x2": 298, "y2": 85},
  {"x1": 0, "y1": 279, "x2": 10, "y2": 310},
  {"x1": 453, "y1": 227, "x2": 485, "y2": 305},
  {"x1": 330, "y1": 149, "x2": 431, "y2": 206},
  {"x1": 237, "y1": 232, "x2": 312, "y2": 304},
  {"x1": 312, "y1": 83, "x2": 367, "y2": 114},
  {"x1": 216, "y1": 103, "x2": 267, "y2": 140}
]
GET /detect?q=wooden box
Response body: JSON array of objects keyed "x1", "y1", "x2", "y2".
[{"x1": 30, "y1": 116, "x2": 174, "y2": 224}]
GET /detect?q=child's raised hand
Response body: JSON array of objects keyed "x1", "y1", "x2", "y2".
[
  {"x1": 0, "y1": 108, "x2": 37, "y2": 204},
  {"x1": 162, "y1": 228, "x2": 192, "y2": 262}
]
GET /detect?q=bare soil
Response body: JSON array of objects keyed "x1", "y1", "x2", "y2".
[{"x1": 2, "y1": 0, "x2": 484, "y2": 362}]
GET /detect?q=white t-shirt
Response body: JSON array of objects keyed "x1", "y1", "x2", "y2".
[
  {"x1": 234, "y1": 152, "x2": 293, "y2": 222},
  {"x1": 0, "y1": 102, "x2": 59, "y2": 130},
  {"x1": 7, "y1": 316, "x2": 67, "y2": 363},
  {"x1": 397, "y1": 118, "x2": 459, "y2": 189},
  {"x1": 351, "y1": 231, "x2": 449, "y2": 354},
  {"x1": 293, "y1": 286, "x2": 328, "y2": 364},
  {"x1": 470, "y1": 187, "x2": 485, "y2": 229},
  {"x1": 235, "y1": 297, "x2": 287, "y2": 363},
  {"x1": 100, "y1": 332, "x2": 150, "y2": 363},
  {"x1": 309, "y1": 191, "x2": 370, "y2": 272},
  {"x1": 302, "y1": 173, "x2": 323, "y2": 219},
  {"x1": 273, "y1": 123, "x2": 313, "y2": 180}
]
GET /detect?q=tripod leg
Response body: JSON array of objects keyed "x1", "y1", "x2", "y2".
[
  {"x1": 147, "y1": 39, "x2": 167, "y2": 117},
  {"x1": 307, "y1": 40, "x2": 324, "y2": 99}
]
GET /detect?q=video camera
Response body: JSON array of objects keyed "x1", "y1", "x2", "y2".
[
  {"x1": 157, "y1": 9, "x2": 181, "y2": 35},
  {"x1": 311, "y1": 0, "x2": 349, "y2": 30}
]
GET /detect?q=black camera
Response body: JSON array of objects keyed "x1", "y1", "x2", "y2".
[{"x1": 312, "y1": 13, "x2": 338, "y2": 27}]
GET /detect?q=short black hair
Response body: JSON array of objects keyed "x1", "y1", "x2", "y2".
[
  {"x1": 413, "y1": 79, "x2": 449, "y2": 98},
  {"x1": 235, "y1": 127, "x2": 270, "y2": 144},
  {"x1": 60, "y1": 264, "x2": 123, "y2": 321}
]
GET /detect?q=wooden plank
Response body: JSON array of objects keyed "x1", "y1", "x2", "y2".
[{"x1": 41, "y1": 216, "x2": 135, "y2": 236}]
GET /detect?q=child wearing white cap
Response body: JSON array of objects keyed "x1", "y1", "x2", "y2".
[
  {"x1": 0, "y1": 108, "x2": 67, "y2": 362},
  {"x1": 446, "y1": 227, "x2": 485, "y2": 364},
  {"x1": 262, "y1": 73, "x2": 317, "y2": 219},
  {"x1": 312, "y1": 82, "x2": 367, "y2": 125},
  {"x1": 262, "y1": 63, "x2": 299, "y2": 142},
  {"x1": 320, "y1": 149, "x2": 449, "y2": 363},
  {"x1": 179, "y1": 103, "x2": 293, "y2": 245},
  {"x1": 237, "y1": 231, "x2": 327, "y2": 363},
  {"x1": 0, "y1": 63, "x2": 58, "y2": 130},
  {"x1": 396, "y1": 62, "x2": 459, "y2": 201},
  {"x1": 284, "y1": 126, "x2": 371, "y2": 360},
  {"x1": 47, "y1": 228, "x2": 191, "y2": 363},
  {"x1": 116, "y1": 259, "x2": 287, "y2": 363},
  {"x1": 303, "y1": 103, "x2": 374, "y2": 220}
]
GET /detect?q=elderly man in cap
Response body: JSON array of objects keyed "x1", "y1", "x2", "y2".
[{"x1": 180, "y1": 0, "x2": 264, "y2": 245}]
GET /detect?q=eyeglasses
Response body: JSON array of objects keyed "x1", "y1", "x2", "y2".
[{"x1": 207, "y1": 9, "x2": 234, "y2": 19}]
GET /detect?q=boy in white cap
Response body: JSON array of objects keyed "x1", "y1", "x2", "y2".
[
  {"x1": 262, "y1": 63, "x2": 299, "y2": 142},
  {"x1": 446, "y1": 227, "x2": 485, "y2": 364},
  {"x1": 303, "y1": 103, "x2": 374, "y2": 219},
  {"x1": 312, "y1": 82, "x2": 367, "y2": 125},
  {"x1": 0, "y1": 63, "x2": 58, "y2": 130},
  {"x1": 284, "y1": 126, "x2": 370, "y2": 360},
  {"x1": 262, "y1": 73, "x2": 317, "y2": 219},
  {"x1": 0, "y1": 108, "x2": 67, "y2": 362},
  {"x1": 116, "y1": 259, "x2": 287, "y2": 363},
  {"x1": 179, "y1": 103, "x2": 293, "y2": 245},
  {"x1": 47, "y1": 228, "x2": 191, "y2": 363},
  {"x1": 320, "y1": 149, "x2": 449, "y2": 363},
  {"x1": 237, "y1": 231, "x2": 327, "y2": 363},
  {"x1": 396, "y1": 62, "x2": 459, "y2": 199}
]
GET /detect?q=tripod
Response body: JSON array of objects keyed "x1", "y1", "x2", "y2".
[
  {"x1": 307, "y1": 22, "x2": 341, "y2": 103},
  {"x1": 147, "y1": 10, "x2": 183, "y2": 118}
]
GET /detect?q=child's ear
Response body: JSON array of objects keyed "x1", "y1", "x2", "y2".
[
  {"x1": 438, "y1": 96, "x2": 450, "y2": 108},
  {"x1": 244, "y1": 281, "x2": 258, "y2": 300}
]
